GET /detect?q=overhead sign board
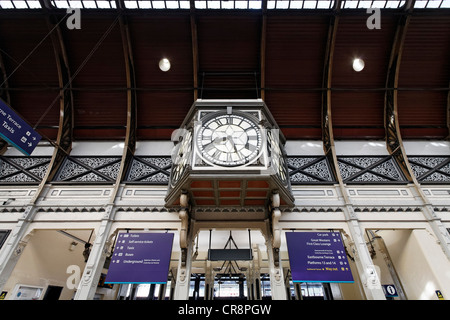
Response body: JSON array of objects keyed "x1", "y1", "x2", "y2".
[
  {"x1": 208, "y1": 249, "x2": 253, "y2": 261},
  {"x1": 0, "y1": 99, "x2": 41, "y2": 156},
  {"x1": 286, "y1": 232, "x2": 354, "y2": 283},
  {"x1": 105, "y1": 232, "x2": 174, "y2": 284}
]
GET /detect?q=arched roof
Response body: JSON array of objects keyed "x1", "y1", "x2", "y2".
[{"x1": 0, "y1": 0, "x2": 448, "y2": 144}]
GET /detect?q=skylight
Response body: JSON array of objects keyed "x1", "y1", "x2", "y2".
[
  {"x1": 267, "y1": 0, "x2": 335, "y2": 9},
  {"x1": 194, "y1": 1, "x2": 262, "y2": 9},
  {"x1": 1, "y1": 0, "x2": 449, "y2": 9},
  {"x1": 414, "y1": 0, "x2": 450, "y2": 8},
  {"x1": 341, "y1": 0, "x2": 406, "y2": 8},
  {"x1": 54, "y1": 0, "x2": 116, "y2": 8},
  {"x1": 0, "y1": 0, "x2": 41, "y2": 8},
  {"x1": 124, "y1": 0, "x2": 190, "y2": 9}
]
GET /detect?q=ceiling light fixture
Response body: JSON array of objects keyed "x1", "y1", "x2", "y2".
[
  {"x1": 159, "y1": 58, "x2": 171, "y2": 72},
  {"x1": 352, "y1": 58, "x2": 365, "y2": 72}
]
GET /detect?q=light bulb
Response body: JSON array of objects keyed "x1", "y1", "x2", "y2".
[
  {"x1": 159, "y1": 58, "x2": 171, "y2": 72},
  {"x1": 352, "y1": 58, "x2": 365, "y2": 72}
]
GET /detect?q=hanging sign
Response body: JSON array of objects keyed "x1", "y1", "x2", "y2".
[
  {"x1": 0, "y1": 99, "x2": 41, "y2": 156},
  {"x1": 286, "y1": 231, "x2": 354, "y2": 283},
  {"x1": 105, "y1": 232, "x2": 174, "y2": 284}
]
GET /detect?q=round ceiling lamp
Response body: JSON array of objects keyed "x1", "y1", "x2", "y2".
[
  {"x1": 159, "y1": 58, "x2": 171, "y2": 72},
  {"x1": 352, "y1": 58, "x2": 365, "y2": 72}
]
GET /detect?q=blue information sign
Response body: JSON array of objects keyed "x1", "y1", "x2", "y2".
[
  {"x1": 286, "y1": 232, "x2": 354, "y2": 283},
  {"x1": 0, "y1": 99, "x2": 41, "y2": 156},
  {"x1": 105, "y1": 232, "x2": 174, "y2": 284},
  {"x1": 382, "y1": 284, "x2": 398, "y2": 297}
]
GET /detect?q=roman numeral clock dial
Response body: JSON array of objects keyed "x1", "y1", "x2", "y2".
[{"x1": 196, "y1": 113, "x2": 262, "y2": 167}]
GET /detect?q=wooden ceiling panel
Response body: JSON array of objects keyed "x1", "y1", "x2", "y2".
[
  {"x1": 0, "y1": 16, "x2": 58, "y2": 87},
  {"x1": 197, "y1": 15, "x2": 261, "y2": 73},
  {"x1": 137, "y1": 91, "x2": 192, "y2": 139},
  {"x1": 62, "y1": 16, "x2": 126, "y2": 88},
  {"x1": 264, "y1": 91, "x2": 322, "y2": 139},
  {"x1": 398, "y1": 90, "x2": 448, "y2": 139},
  {"x1": 399, "y1": 16, "x2": 450, "y2": 88},
  {"x1": 129, "y1": 15, "x2": 193, "y2": 88},
  {"x1": 331, "y1": 91, "x2": 385, "y2": 139},
  {"x1": 265, "y1": 15, "x2": 329, "y2": 89},
  {"x1": 332, "y1": 15, "x2": 397, "y2": 88}
]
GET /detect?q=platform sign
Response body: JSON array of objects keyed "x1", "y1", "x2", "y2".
[
  {"x1": 0, "y1": 99, "x2": 41, "y2": 156},
  {"x1": 105, "y1": 232, "x2": 174, "y2": 284},
  {"x1": 286, "y1": 232, "x2": 354, "y2": 283}
]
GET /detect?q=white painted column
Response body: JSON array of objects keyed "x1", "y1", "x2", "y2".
[
  {"x1": 173, "y1": 250, "x2": 193, "y2": 300},
  {"x1": 173, "y1": 228, "x2": 193, "y2": 300},
  {"x1": 265, "y1": 221, "x2": 286, "y2": 300},
  {"x1": 204, "y1": 261, "x2": 214, "y2": 300},
  {"x1": 74, "y1": 205, "x2": 115, "y2": 300},
  {"x1": 0, "y1": 205, "x2": 35, "y2": 293},
  {"x1": 346, "y1": 215, "x2": 386, "y2": 300}
]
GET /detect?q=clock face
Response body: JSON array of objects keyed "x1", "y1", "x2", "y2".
[
  {"x1": 196, "y1": 113, "x2": 262, "y2": 167},
  {"x1": 267, "y1": 129, "x2": 288, "y2": 185},
  {"x1": 171, "y1": 129, "x2": 192, "y2": 186}
]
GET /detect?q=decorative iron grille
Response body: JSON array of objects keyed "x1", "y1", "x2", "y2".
[
  {"x1": 54, "y1": 156, "x2": 121, "y2": 183},
  {"x1": 287, "y1": 156, "x2": 336, "y2": 184},
  {"x1": 0, "y1": 156, "x2": 51, "y2": 184},
  {"x1": 337, "y1": 155, "x2": 408, "y2": 184},
  {"x1": 124, "y1": 156, "x2": 171, "y2": 184},
  {"x1": 408, "y1": 156, "x2": 450, "y2": 184}
]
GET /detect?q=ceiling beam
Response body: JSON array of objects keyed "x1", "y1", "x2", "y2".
[
  {"x1": 116, "y1": 0, "x2": 137, "y2": 184},
  {"x1": 447, "y1": 80, "x2": 450, "y2": 140},
  {"x1": 384, "y1": 0, "x2": 414, "y2": 181},
  {"x1": 190, "y1": 1, "x2": 199, "y2": 101},
  {"x1": 39, "y1": 0, "x2": 74, "y2": 183},
  {"x1": 321, "y1": 0, "x2": 340, "y2": 180},
  {"x1": 260, "y1": 0, "x2": 267, "y2": 101},
  {"x1": 0, "y1": 51, "x2": 10, "y2": 154},
  {"x1": 0, "y1": 52, "x2": 10, "y2": 105}
]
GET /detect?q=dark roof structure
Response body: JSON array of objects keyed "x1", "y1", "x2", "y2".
[{"x1": 0, "y1": 0, "x2": 448, "y2": 145}]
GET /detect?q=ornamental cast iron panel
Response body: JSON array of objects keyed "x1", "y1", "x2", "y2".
[
  {"x1": 337, "y1": 155, "x2": 408, "y2": 184},
  {"x1": 54, "y1": 156, "x2": 121, "y2": 183},
  {"x1": 408, "y1": 156, "x2": 450, "y2": 184},
  {"x1": 124, "y1": 156, "x2": 171, "y2": 184},
  {"x1": 0, "y1": 156, "x2": 51, "y2": 184},
  {"x1": 287, "y1": 156, "x2": 336, "y2": 184}
]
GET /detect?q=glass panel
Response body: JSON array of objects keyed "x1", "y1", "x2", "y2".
[
  {"x1": 153, "y1": 0, "x2": 166, "y2": 8},
  {"x1": 235, "y1": 0, "x2": 248, "y2": 8},
  {"x1": 13, "y1": 0, "x2": 28, "y2": 8},
  {"x1": 290, "y1": 0, "x2": 303, "y2": 8},
  {"x1": 0, "y1": 0, "x2": 15, "y2": 8},
  {"x1": 208, "y1": 0, "x2": 220, "y2": 8},
  {"x1": 124, "y1": 0, "x2": 138, "y2": 7},
  {"x1": 195, "y1": 0, "x2": 207, "y2": 8},
  {"x1": 222, "y1": 0, "x2": 234, "y2": 8},
  {"x1": 179, "y1": 0, "x2": 190, "y2": 8},
  {"x1": 68, "y1": 0, "x2": 83, "y2": 7},
  {"x1": 425, "y1": 0, "x2": 443, "y2": 8},
  {"x1": 248, "y1": 0, "x2": 261, "y2": 8}
]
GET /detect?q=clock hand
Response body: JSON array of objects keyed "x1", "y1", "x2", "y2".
[
  {"x1": 203, "y1": 136, "x2": 227, "y2": 151},
  {"x1": 226, "y1": 136, "x2": 242, "y2": 159}
]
